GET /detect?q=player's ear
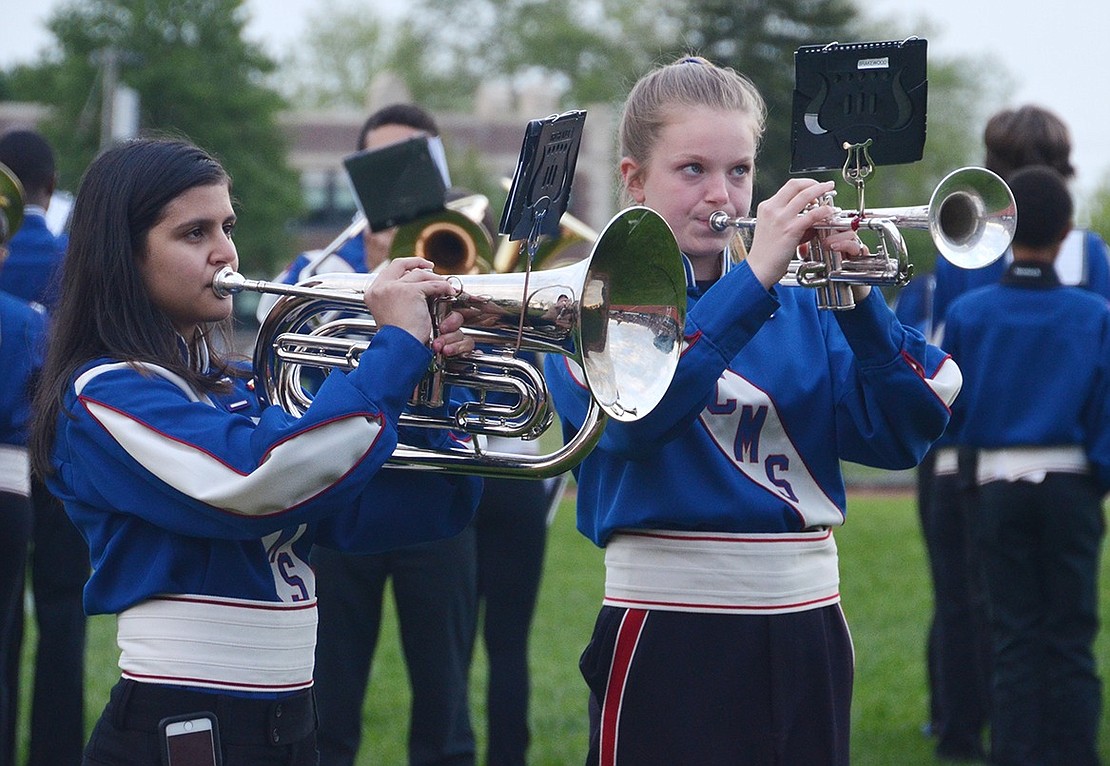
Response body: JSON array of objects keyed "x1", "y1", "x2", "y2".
[{"x1": 620, "y1": 157, "x2": 647, "y2": 204}]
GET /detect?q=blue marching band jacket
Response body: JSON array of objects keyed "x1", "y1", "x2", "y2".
[
  {"x1": 941, "y1": 260, "x2": 1110, "y2": 491},
  {"x1": 45, "y1": 327, "x2": 479, "y2": 693},
  {"x1": 546, "y1": 252, "x2": 959, "y2": 615},
  {"x1": 0, "y1": 292, "x2": 46, "y2": 498},
  {"x1": 549, "y1": 252, "x2": 960, "y2": 544}
]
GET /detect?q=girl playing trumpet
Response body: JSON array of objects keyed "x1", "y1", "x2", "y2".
[{"x1": 546, "y1": 56, "x2": 960, "y2": 764}]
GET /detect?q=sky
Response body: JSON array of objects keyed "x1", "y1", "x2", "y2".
[{"x1": 3, "y1": 0, "x2": 1109, "y2": 202}]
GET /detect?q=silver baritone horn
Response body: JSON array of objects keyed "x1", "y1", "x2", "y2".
[
  {"x1": 709, "y1": 166, "x2": 1017, "y2": 310},
  {"x1": 214, "y1": 207, "x2": 687, "y2": 478}
]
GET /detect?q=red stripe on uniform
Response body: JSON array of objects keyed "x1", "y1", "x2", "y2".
[{"x1": 600, "y1": 608, "x2": 648, "y2": 766}]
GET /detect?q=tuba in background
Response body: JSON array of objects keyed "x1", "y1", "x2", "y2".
[
  {"x1": 215, "y1": 206, "x2": 686, "y2": 478},
  {"x1": 0, "y1": 162, "x2": 24, "y2": 245},
  {"x1": 389, "y1": 193, "x2": 496, "y2": 275}
]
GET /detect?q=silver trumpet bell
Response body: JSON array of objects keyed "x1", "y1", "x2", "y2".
[
  {"x1": 709, "y1": 166, "x2": 1017, "y2": 309},
  {"x1": 213, "y1": 206, "x2": 686, "y2": 478}
]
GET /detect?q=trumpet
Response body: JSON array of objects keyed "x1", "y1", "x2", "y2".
[
  {"x1": 214, "y1": 206, "x2": 686, "y2": 478},
  {"x1": 709, "y1": 166, "x2": 1016, "y2": 310}
]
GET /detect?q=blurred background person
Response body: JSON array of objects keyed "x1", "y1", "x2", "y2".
[
  {"x1": 0, "y1": 129, "x2": 68, "y2": 310},
  {"x1": 0, "y1": 128, "x2": 88, "y2": 766},
  {"x1": 940, "y1": 165, "x2": 1109, "y2": 766},
  {"x1": 301, "y1": 103, "x2": 480, "y2": 766},
  {"x1": 916, "y1": 104, "x2": 1110, "y2": 762},
  {"x1": 0, "y1": 231, "x2": 47, "y2": 766}
]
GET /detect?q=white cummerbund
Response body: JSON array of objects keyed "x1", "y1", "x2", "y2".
[
  {"x1": 117, "y1": 594, "x2": 318, "y2": 693},
  {"x1": 977, "y1": 446, "x2": 1088, "y2": 484},
  {"x1": 0, "y1": 444, "x2": 30, "y2": 497},
  {"x1": 934, "y1": 445, "x2": 1089, "y2": 484},
  {"x1": 603, "y1": 527, "x2": 840, "y2": 615}
]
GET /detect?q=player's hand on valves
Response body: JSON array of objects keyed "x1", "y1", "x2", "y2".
[
  {"x1": 364, "y1": 257, "x2": 458, "y2": 345},
  {"x1": 432, "y1": 307, "x2": 475, "y2": 358},
  {"x1": 818, "y1": 227, "x2": 868, "y2": 258},
  {"x1": 746, "y1": 178, "x2": 837, "y2": 290},
  {"x1": 817, "y1": 228, "x2": 873, "y2": 301}
]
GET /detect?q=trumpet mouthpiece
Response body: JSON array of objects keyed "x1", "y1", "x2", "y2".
[
  {"x1": 708, "y1": 211, "x2": 731, "y2": 232},
  {"x1": 211, "y1": 266, "x2": 245, "y2": 298}
]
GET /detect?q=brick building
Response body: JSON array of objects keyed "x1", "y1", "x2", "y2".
[{"x1": 0, "y1": 79, "x2": 619, "y2": 257}]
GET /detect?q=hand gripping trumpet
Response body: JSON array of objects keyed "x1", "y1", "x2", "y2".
[
  {"x1": 213, "y1": 207, "x2": 687, "y2": 478},
  {"x1": 709, "y1": 166, "x2": 1017, "y2": 310}
]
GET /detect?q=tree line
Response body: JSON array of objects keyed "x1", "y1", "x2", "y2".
[{"x1": 4, "y1": 0, "x2": 1095, "y2": 277}]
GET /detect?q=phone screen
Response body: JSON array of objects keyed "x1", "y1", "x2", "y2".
[{"x1": 164, "y1": 718, "x2": 218, "y2": 766}]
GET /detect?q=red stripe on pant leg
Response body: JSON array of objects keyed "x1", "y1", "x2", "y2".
[{"x1": 599, "y1": 608, "x2": 648, "y2": 766}]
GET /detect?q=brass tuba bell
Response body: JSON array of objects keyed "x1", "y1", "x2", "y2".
[
  {"x1": 389, "y1": 193, "x2": 495, "y2": 275},
  {"x1": 0, "y1": 162, "x2": 25, "y2": 244}
]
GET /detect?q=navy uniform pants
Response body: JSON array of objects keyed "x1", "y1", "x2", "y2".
[
  {"x1": 23, "y1": 481, "x2": 89, "y2": 766},
  {"x1": 580, "y1": 604, "x2": 853, "y2": 766},
  {"x1": 311, "y1": 526, "x2": 477, "y2": 766},
  {"x1": 977, "y1": 473, "x2": 1104, "y2": 766},
  {"x1": 82, "y1": 679, "x2": 316, "y2": 766},
  {"x1": 0, "y1": 490, "x2": 31, "y2": 766},
  {"x1": 924, "y1": 466, "x2": 991, "y2": 759},
  {"x1": 473, "y1": 476, "x2": 553, "y2": 766}
]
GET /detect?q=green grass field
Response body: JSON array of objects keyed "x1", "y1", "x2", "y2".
[{"x1": 17, "y1": 489, "x2": 1110, "y2": 764}]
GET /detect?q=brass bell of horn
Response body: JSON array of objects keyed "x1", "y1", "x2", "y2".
[
  {"x1": 389, "y1": 194, "x2": 494, "y2": 275},
  {"x1": 0, "y1": 162, "x2": 25, "y2": 245}
]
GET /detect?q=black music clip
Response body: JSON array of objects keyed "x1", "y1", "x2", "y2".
[
  {"x1": 790, "y1": 38, "x2": 928, "y2": 173},
  {"x1": 499, "y1": 110, "x2": 586, "y2": 259},
  {"x1": 342, "y1": 135, "x2": 448, "y2": 231}
]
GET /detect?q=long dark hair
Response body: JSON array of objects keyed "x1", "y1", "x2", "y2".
[{"x1": 30, "y1": 138, "x2": 243, "y2": 478}]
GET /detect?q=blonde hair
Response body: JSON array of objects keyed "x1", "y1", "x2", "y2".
[
  {"x1": 619, "y1": 56, "x2": 767, "y2": 176},
  {"x1": 619, "y1": 56, "x2": 766, "y2": 257}
]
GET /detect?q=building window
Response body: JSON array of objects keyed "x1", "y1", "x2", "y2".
[{"x1": 299, "y1": 169, "x2": 358, "y2": 227}]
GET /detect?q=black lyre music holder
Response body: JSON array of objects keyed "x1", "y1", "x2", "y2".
[
  {"x1": 790, "y1": 38, "x2": 928, "y2": 174},
  {"x1": 499, "y1": 109, "x2": 587, "y2": 259},
  {"x1": 342, "y1": 135, "x2": 448, "y2": 232}
]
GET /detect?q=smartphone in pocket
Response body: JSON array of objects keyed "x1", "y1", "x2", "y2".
[{"x1": 160, "y1": 713, "x2": 221, "y2": 766}]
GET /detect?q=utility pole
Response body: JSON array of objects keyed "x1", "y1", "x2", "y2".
[
  {"x1": 93, "y1": 47, "x2": 140, "y2": 149},
  {"x1": 97, "y1": 47, "x2": 119, "y2": 150}
]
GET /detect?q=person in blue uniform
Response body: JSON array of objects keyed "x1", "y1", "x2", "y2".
[
  {"x1": 0, "y1": 129, "x2": 68, "y2": 310},
  {"x1": 27, "y1": 137, "x2": 482, "y2": 766},
  {"x1": 0, "y1": 244, "x2": 47, "y2": 766},
  {"x1": 921, "y1": 104, "x2": 1110, "y2": 762},
  {"x1": 545, "y1": 56, "x2": 959, "y2": 765},
  {"x1": 0, "y1": 127, "x2": 89, "y2": 766},
  {"x1": 940, "y1": 165, "x2": 1110, "y2": 766},
  {"x1": 298, "y1": 104, "x2": 482, "y2": 766},
  {"x1": 932, "y1": 106, "x2": 1110, "y2": 329}
]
